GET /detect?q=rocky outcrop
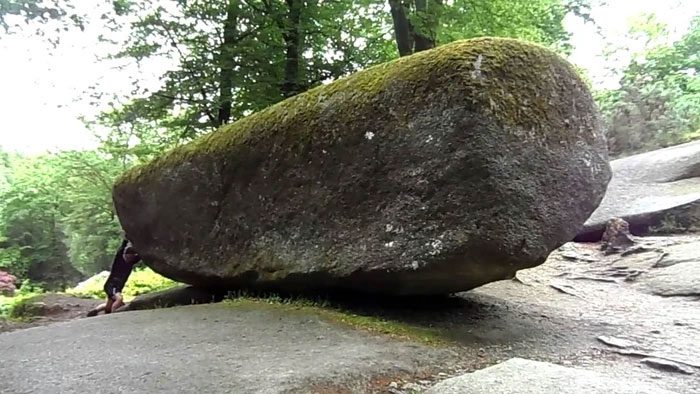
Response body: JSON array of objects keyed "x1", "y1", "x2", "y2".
[
  {"x1": 113, "y1": 37, "x2": 611, "y2": 295},
  {"x1": 577, "y1": 141, "x2": 700, "y2": 241},
  {"x1": 426, "y1": 358, "x2": 675, "y2": 394}
]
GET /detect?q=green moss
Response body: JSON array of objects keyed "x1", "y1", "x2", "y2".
[
  {"x1": 223, "y1": 293, "x2": 450, "y2": 346},
  {"x1": 1, "y1": 293, "x2": 45, "y2": 320},
  {"x1": 115, "y1": 37, "x2": 592, "y2": 190}
]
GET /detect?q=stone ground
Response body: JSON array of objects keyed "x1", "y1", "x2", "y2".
[{"x1": 1, "y1": 235, "x2": 699, "y2": 393}]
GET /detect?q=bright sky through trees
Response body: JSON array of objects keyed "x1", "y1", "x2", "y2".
[{"x1": 0, "y1": 0, "x2": 698, "y2": 154}]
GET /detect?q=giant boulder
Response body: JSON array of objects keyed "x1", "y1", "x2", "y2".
[
  {"x1": 113, "y1": 38, "x2": 611, "y2": 295},
  {"x1": 577, "y1": 141, "x2": 700, "y2": 240}
]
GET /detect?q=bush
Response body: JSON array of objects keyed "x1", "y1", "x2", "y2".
[
  {"x1": 0, "y1": 270, "x2": 17, "y2": 296},
  {"x1": 0, "y1": 295, "x2": 14, "y2": 317},
  {"x1": 0, "y1": 279, "x2": 46, "y2": 319},
  {"x1": 65, "y1": 267, "x2": 178, "y2": 301},
  {"x1": 0, "y1": 291, "x2": 44, "y2": 319},
  {"x1": 16, "y1": 279, "x2": 45, "y2": 296}
]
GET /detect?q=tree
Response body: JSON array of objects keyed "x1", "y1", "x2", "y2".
[
  {"x1": 92, "y1": 0, "x2": 390, "y2": 141},
  {"x1": 0, "y1": 0, "x2": 80, "y2": 30},
  {"x1": 597, "y1": 14, "x2": 700, "y2": 157},
  {"x1": 387, "y1": 0, "x2": 588, "y2": 57},
  {"x1": 0, "y1": 154, "x2": 82, "y2": 288},
  {"x1": 0, "y1": 150, "x2": 130, "y2": 285},
  {"x1": 388, "y1": 0, "x2": 443, "y2": 56}
]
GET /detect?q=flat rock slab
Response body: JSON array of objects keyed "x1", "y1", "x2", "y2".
[
  {"x1": 3, "y1": 235, "x2": 699, "y2": 393},
  {"x1": 426, "y1": 358, "x2": 675, "y2": 394},
  {"x1": 579, "y1": 141, "x2": 700, "y2": 239},
  {"x1": 0, "y1": 304, "x2": 455, "y2": 394},
  {"x1": 635, "y1": 260, "x2": 700, "y2": 297}
]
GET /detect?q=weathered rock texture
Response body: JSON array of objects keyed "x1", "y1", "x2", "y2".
[
  {"x1": 426, "y1": 358, "x2": 675, "y2": 394},
  {"x1": 113, "y1": 37, "x2": 611, "y2": 295},
  {"x1": 577, "y1": 141, "x2": 700, "y2": 241}
]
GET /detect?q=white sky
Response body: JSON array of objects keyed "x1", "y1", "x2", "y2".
[{"x1": 1, "y1": 0, "x2": 699, "y2": 155}]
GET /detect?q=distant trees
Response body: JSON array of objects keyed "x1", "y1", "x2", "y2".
[{"x1": 597, "y1": 15, "x2": 700, "y2": 157}]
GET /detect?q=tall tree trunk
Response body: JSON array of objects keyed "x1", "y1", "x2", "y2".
[
  {"x1": 389, "y1": 0, "x2": 413, "y2": 57},
  {"x1": 412, "y1": 0, "x2": 440, "y2": 52},
  {"x1": 389, "y1": 0, "x2": 442, "y2": 57},
  {"x1": 280, "y1": 0, "x2": 303, "y2": 98},
  {"x1": 217, "y1": 0, "x2": 239, "y2": 126}
]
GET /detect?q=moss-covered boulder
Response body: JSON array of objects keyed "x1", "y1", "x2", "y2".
[{"x1": 113, "y1": 37, "x2": 611, "y2": 295}]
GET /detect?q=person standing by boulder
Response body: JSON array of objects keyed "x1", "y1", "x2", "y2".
[{"x1": 87, "y1": 239, "x2": 142, "y2": 317}]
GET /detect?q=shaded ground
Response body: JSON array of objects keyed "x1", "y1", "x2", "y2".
[
  {"x1": 1, "y1": 236, "x2": 699, "y2": 393},
  {"x1": 0, "y1": 303, "x2": 464, "y2": 393}
]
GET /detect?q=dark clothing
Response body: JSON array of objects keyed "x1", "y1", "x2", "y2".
[{"x1": 103, "y1": 239, "x2": 141, "y2": 300}]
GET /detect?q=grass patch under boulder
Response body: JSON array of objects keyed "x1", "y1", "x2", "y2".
[{"x1": 223, "y1": 292, "x2": 450, "y2": 346}]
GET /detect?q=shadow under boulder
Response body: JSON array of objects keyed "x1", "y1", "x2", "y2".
[{"x1": 117, "y1": 286, "x2": 228, "y2": 312}]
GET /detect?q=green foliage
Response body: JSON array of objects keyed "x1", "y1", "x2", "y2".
[
  {"x1": 0, "y1": 281, "x2": 44, "y2": 319},
  {"x1": 437, "y1": 0, "x2": 578, "y2": 54},
  {"x1": 0, "y1": 0, "x2": 76, "y2": 29},
  {"x1": 89, "y1": 0, "x2": 391, "y2": 141},
  {"x1": 598, "y1": 15, "x2": 700, "y2": 157},
  {"x1": 65, "y1": 267, "x2": 178, "y2": 300},
  {"x1": 0, "y1": 154, "x2": 74, "y2": 282},
  {"x1": 0, "y1": 0, "x2": 93, "y2": 48},
  {"x1": 0, "y1": 150, "x2": 129, "y2": 284},
  {"x1": 92, "y1": 0, "x2": 585, "y2": 147}
]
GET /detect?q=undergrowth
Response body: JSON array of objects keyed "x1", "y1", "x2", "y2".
[
  {"x1": 0, "y1": 280, "x2": 45, "y2": 320},
  {"x1": 65, "y1": 267, "x2": 178, "y2": 301}
]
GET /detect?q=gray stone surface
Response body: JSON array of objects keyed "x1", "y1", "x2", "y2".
[
  {"x1": 113, "y1": 38, "x2": 610, "y2": 295},
  {"x1": 2, "y1": 235, "x2": 700, "y2": 393},
  {"x1": 636, "y1": 260, "x2": 700, "y2": 297},
  {"x1": 426, "y1": 358, "x2": 676, "y2": 394},
  {"x1": 0, "y1": 304, "x2": 454, "y2": 394},
  {"x1": 580, "y1": 141, "x2": 700, "y2": 238}
]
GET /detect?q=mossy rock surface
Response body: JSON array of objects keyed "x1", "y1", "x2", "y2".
[{"x1": 113, "y1": 37, "x2": 611, "y2": 295}]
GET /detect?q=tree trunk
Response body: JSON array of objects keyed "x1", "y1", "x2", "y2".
[
  {"x1": 280, "y1": 0, "x2": 303, "y2": 98},
  {"x1": 412, "y1": 0, "x2": 440, "y2": 52},
  {"x1": 217, "y1": 0, "x2": 239, "y2": 126},
  {"x1": 388, "y1": 0, "x2": 413, "y2": 57},
  {"x1": 389, "y1": 0, "x2": 442, "y2": 57}
]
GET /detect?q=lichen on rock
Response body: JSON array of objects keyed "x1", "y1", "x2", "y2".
[{"x1": 113, "y1": 37, "x2": 611, "y2": 295}]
